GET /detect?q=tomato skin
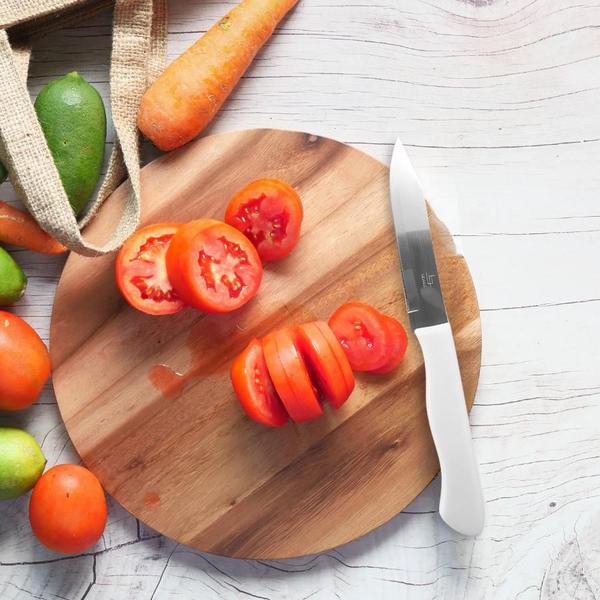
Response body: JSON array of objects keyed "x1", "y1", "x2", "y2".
[
  {"x1": 263, "y1": 328, "x2": 323, "y2": 423},
  {"x1": 29, "y1": 465, "x2": 107, "y2": 554},
  {"x1": 224, "y1": 179, "x2": 303, "y2": 262},
  {"x1": 0, "y1": 311, "x2": 51, "y2": 411},
  {"x1": 328, "y1": 302, "x2": 391, "y2": 372},
  {"x1": 166, "y1": 220, "x2": 263, "y2": 313},
  {"x1": 116, "y1": 223, "x2": 185, "y2": 316},
  {"x1": 296, "y1": 322, "x2": 354, "y2": 409},
  {"x1": 231, "y1": 338, "x2": 288, "y2": 427},
  {"x1": 370, "y1": 316, "x2": 408, "y2": 374}
]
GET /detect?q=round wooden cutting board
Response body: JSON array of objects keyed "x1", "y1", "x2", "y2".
[{"x1": 50, "y1": 129, "x2": 481, "y2": 559}]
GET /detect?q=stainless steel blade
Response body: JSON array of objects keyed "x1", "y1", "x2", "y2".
[{"x1": 389, "y1": 139, "x2": 447, "y2": 331}]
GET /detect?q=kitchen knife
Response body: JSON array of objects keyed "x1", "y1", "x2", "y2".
[{"x1": 389, "y1": 139, "x2": 484, "y2": 536}]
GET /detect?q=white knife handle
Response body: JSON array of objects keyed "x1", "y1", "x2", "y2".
[{"x1": 414, "y1": 322, "x2": 485, "y2": 536}]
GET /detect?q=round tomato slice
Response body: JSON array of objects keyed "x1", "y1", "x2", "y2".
[
  {"x1": 263, "y1": 328, "x2": 322, "y2": 423},
  {"x1": 224, "y1": 179, "x2": 303, "y2": 262},
  {"x1": 312, "y1": 321, "x2": 355, "y2": 397},
  {"x1": 166, "y1": 220, "x2": 263, "y2": 313},
  {"x1": 371, "y1": 316, "x2": 408, "y2": 374},
  {"x1": 231, "y1": 338, "x2": 288, "y2": 427},
  {"x1": 296, "y1": 322, "x2": 354, "y2": 409},
  {"x1": 116, "y1": 223, "x2": 185, "y2": 315},
  {"x1": 328, "y1": 302, "x2": 391, "y2": 372}
]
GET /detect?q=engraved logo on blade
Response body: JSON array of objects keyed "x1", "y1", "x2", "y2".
[{"x1": 421, "y1": 272, "x2": 436, "y2": 287}]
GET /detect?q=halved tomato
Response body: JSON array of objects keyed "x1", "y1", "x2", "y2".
[
  {"x1": 371, "y1": 316, "x2": 408, "y2": 374},
  {"x1": 263, "y1": 328, "x2": 322, "y2": 423},
  {"x1": 231, "y1": 338, "x2": 288, "y2": 427},
  {"x1": 166, "y1": 220, "x2": 263, "y2": 313},
  {"x1": 224, "y1": 179, "x2": 303, "y2": 262},
  {"x1": 328, "y1": 302, "x2": 391, "y2": 372},
  {"x1": 116, "y1": 223, "x2": 185, "y2": 315},
  {"x1": 296, "y1": 321, "x2": 354, "y2": 409}
]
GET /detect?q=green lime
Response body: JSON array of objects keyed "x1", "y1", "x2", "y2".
[
  {"x1": 0, "y1": 247, "x2": 27, "y2": 305},
  {"x1": 0, "y1": 428, "x2": 46, "y2": 500},
  {"x1": 34, "y1": 71, "x2": 106, "y2": 215}
]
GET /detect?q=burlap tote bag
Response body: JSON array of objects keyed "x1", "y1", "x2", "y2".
[{"x1": 0, "y1": 0, "x2": 167, "y2": 256}]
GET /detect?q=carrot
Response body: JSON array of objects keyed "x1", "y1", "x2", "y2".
[
  {"x1": 138, "y1": 0, "x2": 299, "y2": 151},
  {"x1": 0, "y1": 201, "x2": 66, "y2": 254}
]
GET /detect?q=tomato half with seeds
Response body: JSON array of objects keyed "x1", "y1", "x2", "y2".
[
  {"x1": 166, "y1": 220, "x2": 263, "y2": 313},
  {"x1": 328, "y1": 302, "x2": 391, "y2": 372},
  {"x1": 116, "y1": 223, "x2": 185, "y2": 316},
  {"x1": 263, "y1": 328, "x2": 323, "y2": 423},
  {"x1": 297, "y1": 321, "x2": 354, "y2": 409},
  {"x1": 224, "y1": 179, "x2": 303, "y2": 262},
  {"x1": 231, "y1": 338, "x2": 288, "y2": 427},
  {"x1": 371, "y1": 316, "x2": 408, "y2": 374}
]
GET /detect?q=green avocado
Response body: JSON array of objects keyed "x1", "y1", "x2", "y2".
[
  {"x1": 34, "y1": 71, "x2": 106, "y2": 215},
  {"x1": 0, "y1": 162, "x2": 7, "y2": 185},
  {"x1": 0, "y1": 247, "x2": 26, "y2": 305}
]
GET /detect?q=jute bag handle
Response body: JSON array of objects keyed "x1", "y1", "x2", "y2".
[{"x1": 0, "y1": 0, "x2": 167, "y2": 256}]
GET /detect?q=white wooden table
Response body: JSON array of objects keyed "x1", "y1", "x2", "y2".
[{"x1": 2, "y1": 1, "x2": 600, "y2": 598}]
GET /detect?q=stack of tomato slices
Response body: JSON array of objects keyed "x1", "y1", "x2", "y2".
[
  {"x1": 231, "y1": 321, "x2": 355, "y2": 427},
  {"x1": 115, "y1": 178, "x2": 304, "y2": 316},
  {"x1": 231, "y1": 303, "x2": 409, "y2": 427}
]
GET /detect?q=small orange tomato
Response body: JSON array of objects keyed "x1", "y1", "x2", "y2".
[
  {"x1": 29, "y1": 465, "x2": 107, "y2": 554},
  {"x1": 0, "y1": 311, "x2": 51, "y2": 411}
]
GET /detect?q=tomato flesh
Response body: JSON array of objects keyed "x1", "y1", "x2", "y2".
[
  {"x1": 116, "y1": 223, "x2": 185, "y2": 315},
  {"x1": 263, "y1": 328, "x2": 322, "y2": 423},
  {"x1": 166, "y1": 220, "x2": 263, "y2": 313},
  {"x1": 231, "y1": 338, "x2": 288, "y2": 427},
  {"x1": 371, "y1": 316, "x2": 408, "y2": 374},
  {"x1": 328, "y1": 302, "x2": 391, "y2": 372},
  {"x1": 225, "y1": 179, "x2": 303, "y2": 262},
  {"x1": 296, "y1": 322, "x2": 354, "y2": 409}
]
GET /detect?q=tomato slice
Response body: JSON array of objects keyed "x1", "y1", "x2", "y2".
[
  {"x1": 231, "y1": 338, "x2": 288, "y2": 427},
  {"x1": 224, "y1": 179, "x2": 303, "y2": 262},
  {"x1": 371, "y1": 316, "x2": 408, "y2": 374},
  {"x1": 116, "y1": 223, "x2": 185, "y2": 315},
  {"x1": 296, "y1": 321, "x2": 354, "y2": 409},
  {"x1": 263, "y1": 328, "x2": 323, "y2": 423},
  {"x1": 312, "y1": 321, "x2": 355, "y2": 397},
  {"x1": 166, "y1": 219, "x2": 263, "y2": 313},
  {"x1": 328, "y1": 302, "x2": 391, "y2": 371}
]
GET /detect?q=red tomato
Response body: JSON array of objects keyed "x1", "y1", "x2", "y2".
[
  {"x1": 166, "y1": 220, "x2": 263, "y2": 313},
  {"x1": 29, "y1": 465, "x2": 107, "y2": 554},
  {"x1": 263, "y1": 328, "x2": 323, "y2": 423},
  {"x1": 371, "y1": 316, "x2": 408, "y2": 374},
  {"x1": 328, "y1": 302, "x2": 391, "y2": 372},
  {"x1": 296, "y1": 321, "x2": 354, "y2": 409},
  {"x1": 224, "y1": 179, "x2": 303, "y2": 262},
  {"x1": 231, "y1": 338, "x2": 288, "y2": 427},
  {"x1": 0, "y1": 311, "x2": 51, "y2": 411},
  {"x1": 116, "y1": 223, "x2": 185, "y2": 315}
]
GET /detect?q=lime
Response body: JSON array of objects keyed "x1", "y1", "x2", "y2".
[
  {"x1": 0, "y1": 428, "x2": 46, "y2": 500},
  {"x1": 0, "y1": 247, "x2": 27, "y2": 305}
]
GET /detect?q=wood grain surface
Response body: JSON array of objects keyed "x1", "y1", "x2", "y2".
[
  {"x1": 3, "y1": 0, "x2": 600, "y2": 597},
  {"x1": 50, "y1": 129, "x2": 481, "y2": 559}
]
